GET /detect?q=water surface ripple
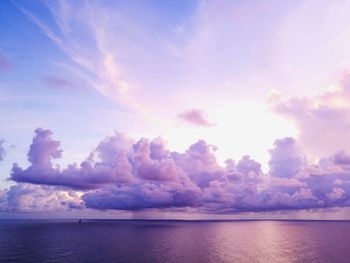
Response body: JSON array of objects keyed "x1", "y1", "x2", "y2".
[{"x1": 1, "y1": 220, "x2": 349, "y2": 263}]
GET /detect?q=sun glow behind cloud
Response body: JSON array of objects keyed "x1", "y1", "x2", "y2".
[
  {"x1": 2, "y1": 0, "x2": 350, "y2": 217},
  {"x1": 162, "y1": 101, "x2": 298, "y2": 170}
]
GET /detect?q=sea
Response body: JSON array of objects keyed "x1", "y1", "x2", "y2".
[{"x1": 1, "y1": 219, "x2": 350, "y2": 263}]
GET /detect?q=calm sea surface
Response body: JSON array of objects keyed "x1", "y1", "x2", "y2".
[{"x1": 1, "y1": 219, "x2": 350, "y2": 263}]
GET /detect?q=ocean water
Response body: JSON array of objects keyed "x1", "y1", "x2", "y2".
[{"x1": 1, "y1": 220, "x2": 350, "y2": 263}]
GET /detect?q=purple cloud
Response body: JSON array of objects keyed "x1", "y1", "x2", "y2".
[
  {"x1": 43, "y1": 75, "x2": 76, "y2": 90},
  {"x1": 0, "y1": 139, "x2": 5, "y2": 162},
  {"x1": 268, "y1": 137, "x2": 306, "y2": 179},
  {"x1": 270, "y1": 73, "x2": 350, "y2": 157},
  {"x1": 0, "y1": 53, "x2": 11, "y2": 72},
  {"x1": 0, "y1": 184, "x2": 82, "y2": 212},
  {"x1": 28, "y1": 128, "x2": 62, "y2": 167},
  {"x1": 330, "y1": 150, "x2": 350, "y2": 165},
  {"x1": 83, "y1": 183, "x2": 202, "y2": 211},
  {"x1": 7, "y1": 128, "x2": 350, "y2": 213},
  {"x1": 178, "y1": 109, "x2": 214, "y2": 127},
  {"x1": 11, "y1": 130, "x2": 135, "y2": 189}
]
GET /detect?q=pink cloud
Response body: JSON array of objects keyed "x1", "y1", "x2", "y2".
[
  {"x1": 270, "y1": 72, "x2": 350, "y2": 157},
  {"x1": 178, "y1": 109, "x2": 214, "y2": 127}
]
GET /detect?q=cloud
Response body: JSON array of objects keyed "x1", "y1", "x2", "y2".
[
  {"x1": 43, "y1": 75, "x2": 76, "y2": 90},
  {"x1": 0, "y1": 139, "x2": 5, "y2": 162},
  {"x1": 83, "y1": 183, "x2": 202, "y2": 211},
  {"x1": 15, "y1": 1, "x2": 138, "y2": 109},
  {"x1": 11, "y1": 129, "x2": 136, "y2": 189},
  {"x1": 0, "y1": 53, "x2": 11, "y2": 72},
  {"x1": 178, "y1": 109, "x2": 214, "y2": 127},
  {"x1": 27, "y1": 128, "x2": 62, "y2": 167},
  {"x1": 5, "y1": 128, "x2": 350, "y2": 213},
  {"x1": 268, "y1": 137, "x2": 306, "y2": 179},
  {"x1": 0, "y1": 183, "x2": 83, "y2": 212},
  {"x1": 270, "y1": 72, "x2": 350, "y2": 157}
]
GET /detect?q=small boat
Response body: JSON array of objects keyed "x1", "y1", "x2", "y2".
[{"x1": 78, "y1": 219, "x2": 82, "y2": 224}]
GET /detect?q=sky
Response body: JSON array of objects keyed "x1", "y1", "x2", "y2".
[{"x1": 1, "y1": 0, "x2": 350, "y2": 219}]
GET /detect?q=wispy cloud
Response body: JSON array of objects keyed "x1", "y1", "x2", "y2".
[
  {"x1": 14, "y1": 1, "x2": 136, "y2": 108},
  {"x1": 43, "y1": 75, "x2": 76, "y2": 90}
]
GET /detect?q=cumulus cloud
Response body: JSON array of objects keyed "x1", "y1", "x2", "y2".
[
  {"x1": 178, "y1": 109, "x2": 214, "y2": 127},
  {"x1": 83, "y1": 183, "x2": 202, "y2": 211},
  {"x1": 270, "y1": 73, "x2": 350, "y2": 157},
  {"x1": 0, "y1": 183, "x2": 83, "y2": 212},
  {"x1": 268, "y1": 137, "x2": 306, "y2": 179},
  {"x1": 11, "y1": 129, "x2": 136, "y2": 189},
  {"x1": 5, "y1": 128, "x2": 350, "y2": 213}
]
